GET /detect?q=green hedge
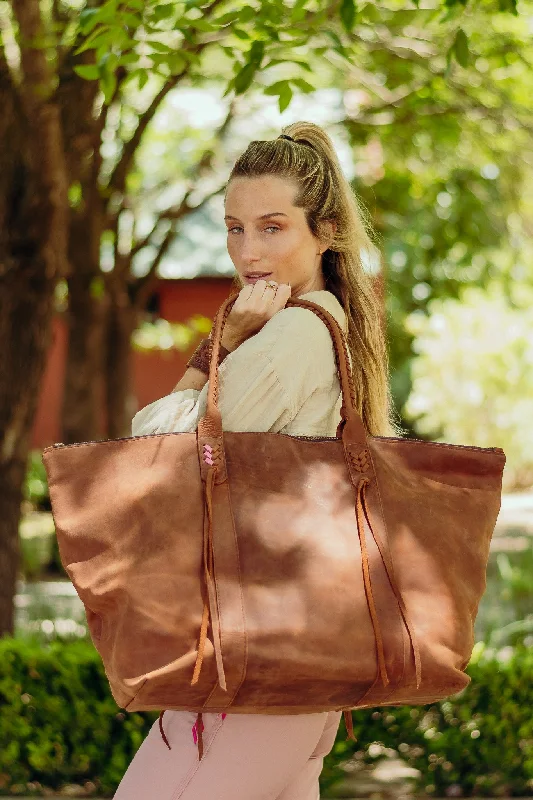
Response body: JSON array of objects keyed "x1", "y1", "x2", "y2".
[
  {"x1": 323, "y1": 642, "x2": 533, "y2": 798},
  {"x1": 0, "y1": 637, "x2": 157, "y2": 795},
  {"x1": 0, "y1": 637, "x2": 532, "y2": 797}
]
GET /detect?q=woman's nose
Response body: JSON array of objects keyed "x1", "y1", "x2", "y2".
[{"x1": 239, "y1": 233, "x2": 261, "y2": 262}]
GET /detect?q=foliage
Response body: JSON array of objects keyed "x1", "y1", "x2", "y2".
[
  {"x1": 18, "y1": 515, "x2": 56, "y2": 581},
  {"x1": 65, "y1": 0, "x2": 530, "y2": 110},
  {"x1": 332, "y1": 5, "x2": 533, "y2": 418},
  {"x1": 403, "y1": 279, "x2": 533, "y2": 490},
  {"x1": 23, "y1": 452, "x2": 50, "y2": 512},
  {"x1": 0, "y1": 637, "x2": 158, "y2": 795},
  {"x1": 0, "y1": 637, "x2": 531, "y2": 796},
  {"x1": 131, "y1": 312, "x2": 212, "y2": 352},
  {"x1": 322, "y1": 642, "x2": 533, "y2": 797}
]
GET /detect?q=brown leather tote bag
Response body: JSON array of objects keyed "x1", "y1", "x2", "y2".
[{"x1": 42, "y1": 294, "x2": 506, "y2": 761}]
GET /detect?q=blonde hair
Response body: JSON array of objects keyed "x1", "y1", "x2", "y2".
[{"x1": 225, "y1": 121, "x2": 403, "y2": 438}]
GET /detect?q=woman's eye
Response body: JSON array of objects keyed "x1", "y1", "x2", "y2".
[{"x1": 227, "y1": 226, "x2": 280, "y2": 234}]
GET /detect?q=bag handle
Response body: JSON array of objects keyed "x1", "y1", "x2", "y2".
[{"x1": 197, "y1": 293, "x2": 369, "y2": 456}]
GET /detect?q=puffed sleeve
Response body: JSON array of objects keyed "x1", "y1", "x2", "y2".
[
  {"x1": 131, "y1": 303, "x2": 340, "y2": 437},
  {"x1": 131, "y1": 388, "x2": 202, "y2": 436}
]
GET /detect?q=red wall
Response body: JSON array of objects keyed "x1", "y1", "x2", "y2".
[{"x1": 32, "y1": 277, "x2": 235, "y2": 448}]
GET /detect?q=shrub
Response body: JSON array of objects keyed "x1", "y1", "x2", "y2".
[
  {"x1": 0, "y1": 637, "x2": 531, "y2": 797},
  {"x1": 323, "y1": 642, "x2": 533, "y2": 797},
  {"x1": 403, "y1": 281, "x2": 533, "y2": 491}
]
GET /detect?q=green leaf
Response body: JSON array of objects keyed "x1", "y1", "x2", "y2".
[
  {"x1": 238, "y1": 5, "x2": 256, "y2": 23},
  {"x1": 187, "y1": 17, "x2": 217, "y2": 31},
  {"x1": 324, "y1": 29, "x2": 350, "y2": 61},
  {"x1": 167, "y1": 53, "x2": 187, "y2": 73},
  {"x1": 73, "y1": 64, "x2": 100, "y2": 80},
  {"x1": 264, "y1": 79, "x2": 290, "y2": 96},
  {"x1": 340, "y1": 0, "x2": 357, "y2": 33},
  {"x1": 222, "y1": 75, "x2": 236, "y2": 97},
  {"x1": 214, "y1": 11, "x2": 241, "y2": 25},
  {"x1": 232, "y1": 27, "x2": 250, "y2": 40},
  {"x1": 291, "y1": 77, "x2": 315, "y2": 93},
  {"x1": 74, "y1": 27, "x2": 112, "y2": 55},
  {"x1": 291, "y1": 0, "x2": 309, "y2": 23},
  {"x1": 248, "y1": 40, "x2": 265, "y2": 65},
  {"x1": 152, "y1": 3, "x2": 176, "y2": 20},
  {"x1": 234, "y1": 61, "x2": 258, "y2": 94},
  {"x1": 148, "y1": 40, "x2": 175, "y2": 52},
  {"x1": 118, "y1": 53, "x2": 138, "y2": 66},
  {"x1": 121, "y1": 13, "x2": 142, "y2": 28},
  {"x1": 498, "y1": 0, "x2": 518, "y2": 12},
  {"x1": 453, "y1": 28, "x2": 469, "y2": 67},
  {"x1": 138, "y1": 70, "x2": 149, "y2": 90},
  {"x1": 264, "y1": 78, "x2": 295, "y2": 110},
  {"x1": 101, "y1": 70, "x2": 117, "y2": 104},
  {"x1": 256, "y1": 23, "x2": 280, "y2": 41},
  {"x1": 278, "y1": 82, "x2": 293, "y2": 113},
  {"x1": 146, "y1": 52, "x2": 170, "y2": 65},
  {"x1": 79, "y1": 8, "x2": 100, "y2": 34},
  {"x1": 121, "y1": 67, "x2": 143, "y2": 86}
]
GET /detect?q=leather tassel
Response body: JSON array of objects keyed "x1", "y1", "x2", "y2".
[
  {"x1": 343, "y1": 709, "x2": 356, "y2": 741},
  {"x1": 191, "y1": 466, "x2": 227, "y2": 691},
  {"x1": 355, "y1": 477, "x2": 389, "y2": 687},
  {"x1": 357, "y1": 477, "x2": 422, "y2": 691},
  {"x1": 159, "y1": 710, "x2": 171, "y2": 750},
  {"x1": 196, "y1": 712, "x2": 204, "y2": 760}
]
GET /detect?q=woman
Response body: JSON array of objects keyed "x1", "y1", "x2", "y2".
[{"x1": 114, "y1": 121, "x2": 402, "y2": 800}]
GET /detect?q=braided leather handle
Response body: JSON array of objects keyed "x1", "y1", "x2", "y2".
[{"x1": 197, "y1": 292, "x2": 368, "y2": 451}]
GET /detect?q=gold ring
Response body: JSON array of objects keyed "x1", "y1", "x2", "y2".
[{"x1": 265, "y1": 280, "x2": 278, "y2": 290}]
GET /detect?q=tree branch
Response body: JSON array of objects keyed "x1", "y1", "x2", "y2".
[
  {"x1": 129, "y1": 98, "x2": 236, "y2": 256},
  {"x1": 107, "y1": 0, "x2": 228, "y2": 196},
  {"x1": 10, "y1": 0, "x2": 69, "y2": 278},
  {"x1": 134, "y1": 180, "x2": 226, "y2": 311}
]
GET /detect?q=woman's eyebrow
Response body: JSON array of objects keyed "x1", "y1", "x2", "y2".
[{"x1": 224, "y1": 212, "x2": 289, "y2": 221}]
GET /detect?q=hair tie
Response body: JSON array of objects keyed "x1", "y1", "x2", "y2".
[{"x1": 278, "y1": 134, "x2": 294, "y2": 142}]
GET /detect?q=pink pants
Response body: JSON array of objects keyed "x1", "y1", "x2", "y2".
[{"x1": 113, "y1": 709, "x2": 342, "y2": 799}]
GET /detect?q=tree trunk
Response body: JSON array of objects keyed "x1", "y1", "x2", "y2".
[
  {"x1": 57, "y1": 47, "x2": 106, "y2": 445},
  {"x1": 103, "y1": 282, "x2": 138, "y2": 439},
  {"x1": 0, "y1": 31, "x2": 68, "y2": 634},
  {"x1": 0, "y1": 272, "x2": 57, "y2": 634},
  {"x1": 61, "y1": 266, "x2": 106, "y2": 444}
]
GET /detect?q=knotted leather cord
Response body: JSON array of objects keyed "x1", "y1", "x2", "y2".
[{"x1": 191, "y1": 464, "x2": 227, "y2": 692}]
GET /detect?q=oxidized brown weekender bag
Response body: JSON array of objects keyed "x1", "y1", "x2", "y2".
[{"x1": 43, "y1": 294, "x2": 506, "y2": 761}]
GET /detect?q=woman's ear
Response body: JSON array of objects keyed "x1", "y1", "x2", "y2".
[{"x1": 318, "y1": 219, "x2": 337, "y2": 253}]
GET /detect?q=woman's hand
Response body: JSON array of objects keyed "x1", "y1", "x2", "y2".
[{"x1": 219, "y1": 279, "x2": 292, "y2": 352}]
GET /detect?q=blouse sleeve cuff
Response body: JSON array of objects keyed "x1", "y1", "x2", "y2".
[{"x1": 131, "y1": 388, "x2": 201, "y2": 437}]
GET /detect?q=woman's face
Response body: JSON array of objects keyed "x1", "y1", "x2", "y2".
[{"x1": 224, "y1": 174, "x2": 333, "y2": 297}]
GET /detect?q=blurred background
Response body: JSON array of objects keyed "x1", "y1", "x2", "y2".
[{"x1": 0, "y1": 0, "x2": 532, "y2": 796}]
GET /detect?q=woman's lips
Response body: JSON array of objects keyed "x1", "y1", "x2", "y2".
[{"x1": 243, "y1": 273, "x2": 273, "y2": 284}]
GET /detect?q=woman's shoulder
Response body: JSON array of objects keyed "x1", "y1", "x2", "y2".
[
  {"x1": 241, "y1": 289, "x2": 345, "y2": 373},
  {"x1": 295, "y1": 289, "x2": 347, "y2": 333},
  {"x1": 218, "y1": 288, "x2": 345, "y2": 402},
  {"x1": 261, "y1": 289, "x2": 346, "y2": 341}
]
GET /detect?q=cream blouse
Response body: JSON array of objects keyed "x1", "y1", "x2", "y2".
[{"x1": 131, "y1": 289, "x2": 347, "y2": 439}]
